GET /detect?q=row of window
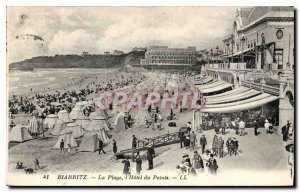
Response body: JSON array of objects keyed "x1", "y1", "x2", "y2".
[
  {"x1": 150, "y1": 60, "x2": 195, "y2": 64},
  {"x1": 149, "y1": 56, "x2": 195, "y2": 60},
  {"x1": 148, "y1": 51, "x2": 196, "y2": 55}
]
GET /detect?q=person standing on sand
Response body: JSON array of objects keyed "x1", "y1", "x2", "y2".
[
  {"x1": 122, "y1": 158, "x2": 131, "y2": 175},
  {"x1": 189, "y1": 131, "x2": 197, "y2": 151},
  {"x1": 113, "y1": 139, "x2": 117, "y2": 154},
  {"x1": 132, "y1": 135, "x2": 138, "y2": 148},
  {"x1": 207, "y1": 154, "x2": 218, "y2": 175},
  {"x1": 221, "y1": 118, "x2": 226, "y2": 135},
  {"x1": 34, "y1": 157, "x2": 40, "y2": 170},
  {"x1": 146, "y1": 145, "x2": 155, "y2": 170},
  {"x1": 135, "y1": 151, "x2": 142, "y2": 175},
  {"x1": 254, "y1": 119, "x2": 259, "y2": 136},
  {"x1": 200, "y1": 134, "x2": 207, "y2": 154},
  {"x1": 98, "y1": 139, "x2": 106, "y2": 154},
  {"x1": 212, "y1": 135, "x2": 218, "y2": 156},
  {"x1": 60, "y1": 139, "x2": 64, "y2": 153}
]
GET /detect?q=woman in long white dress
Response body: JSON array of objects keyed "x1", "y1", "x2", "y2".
[{"x1": 264, "y1": 119, "x2": 270, "y2": 134}]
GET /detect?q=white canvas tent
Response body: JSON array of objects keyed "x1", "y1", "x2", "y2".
[
  {"x1": 75, "y1": 109, "x2": 91, "y2": 128},
  {"x1": 113, "y1": 111, "x2": 125, "y2": 132},
  {"x1": 134, "y1": 109, "x2": 150, "y2": 126},
  {"x1": 89, "y1": 110, "x2": 109, "y2": 120},
  {"x1": 44, "y1": 114, "x2": 58, "y2": 130},
  {"x1": 70, "y1": 102, "x2": 85, "y2": 120},
  {"x1": 78, "y1": 132, "x2": 99, "y2": 152},
  {"x1": 50, "y1": 119, "x2": 66, "y2": 136},
  {"x1": 52, "y1": 131, "x2": 77, "y2": 149},
  {"x1": 60, "y1": 123, "x2": 84, "y2": 138},
  {"x1": 9, "y1": 125, "x2": 33, "y2": 143},
  {"x1": 57, "y1": 110, "x2": 73, "y2": 123}
]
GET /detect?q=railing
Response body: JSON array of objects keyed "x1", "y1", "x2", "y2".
[
  {"x1": 137, "y1": 132, "x2": 180, "y2": 148},
  {"x1": 241, "y1": 81, "x2": 280, "y2": 96},
  {"x1": 115, "y1": 132, "x2": 180, "y2": 158}
]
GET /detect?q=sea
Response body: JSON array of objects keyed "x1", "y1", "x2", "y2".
[{"x1": 8, "y1": 68, "x2": 117, "y2": 96}]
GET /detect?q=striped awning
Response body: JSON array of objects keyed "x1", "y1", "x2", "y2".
[
  {"x1": 205, "y1": 86, "x2": 250, "y2": 98},
  {"x1": 205, "y1": 89, "x2": 261, "y2": 104},
  {"x1": 202, "y1": 94, "x2": 278, "y2": 113},
  {"x1": 194, "y1": 76, "x2": 214, "y2": 85},
  {"x1": 198, "y1": 82, "x2": 233, "y2": 94},
  {"x1": 196, "y1": 81, "x2": 226, "y2": 90}
]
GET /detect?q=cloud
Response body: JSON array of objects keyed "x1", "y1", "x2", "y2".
[
  {"x1": 7, "y1": 7, "x2": 236, "y2": 63},
  {"x1": 48, "y1": 29, "x2": 98, "y2": 55}
]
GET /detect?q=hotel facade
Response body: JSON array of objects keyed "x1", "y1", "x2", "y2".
[
  {"x1": 212, "y1": 7, "x2": 294, "y2": 71},
  {"x1": 202, "y1": 6, "x2": 294, "y2": 129},
  {"x1": 140, "y1": 46, "x2": 197, "y2": 66}
]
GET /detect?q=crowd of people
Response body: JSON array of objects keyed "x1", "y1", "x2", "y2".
[{"x1": 9, "y1": 72, "x2": 146, "y2": 120}]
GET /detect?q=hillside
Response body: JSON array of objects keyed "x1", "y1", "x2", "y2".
[{"x1": 9, "y1": 51, "x2": 145, "y2": 70}]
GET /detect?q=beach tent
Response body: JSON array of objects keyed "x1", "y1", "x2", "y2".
[
  {"x1": 75, "y1": 109, "x2": 91, "y2": 129},
  {"x1": 166, "y1": 80, "x2": 179, "y2": 92},
  {"x1": 50, "y1": 119, "x2": 66, "y2": 136},
  {"x1": 60, "y1": 123, "x2": 84, "y2": 138},
  {"x1": 52, "y1": 131, "x2": 77, "y2": 149},
  {"x1": 9, "y1": 125, "x2": 33, "y2": 143},
  {"x1": 81, "y1": 121, "x2": 91, "y2": 131},
  {"x1": 70, "y1": 102, "x2": 85, "y2": 120},
  {"x1": 43, "y1": 114, "x2": 58, "y2": 129},
  {"x1": 113, "y1": 111, "x2": 125, "y2": 132},
  {"x1": 134, "y1": 109, "x2": 151, "y2": 126},
  {"x1": 28, "y1": 116, "x2": 42, "y2": 134},
  {"x1": 57, "y1": 110, "x2": 73, "y2": 123},
  {"x1": 87, "y1": 112, "x2": 110, "y2": 131},
  {"x1": 86, "y1": 120, "x2": 110, "y2": 142},
  {"x1": 89, "y1": 110, "x2": 109, "y2": 120},
  {"x1": 78, "y1": 132, "x2": 99, "y2": 152}
]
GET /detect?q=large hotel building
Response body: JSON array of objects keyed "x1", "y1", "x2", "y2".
[
  {"x1": 140, "y1": 46, "x2": 197, "y2": 66},
  {"x1": 202, "y1": 6, "x2": 294, "y2": 129},
  {"x1": 210, "y1": 6, "x2": 294, "y2": 70}
]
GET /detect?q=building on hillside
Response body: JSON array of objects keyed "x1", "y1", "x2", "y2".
[
  {"x1": 132, "y1": 47, "x2": 146, "y2": 52},
  {"x1": 140, "y1": 46, "x2": 197, "y2": 66},
  {"x1": 104, "y1": 51, "x2": 111, "y2": 55},
  {"x1": 113, "y1": 50, "x2": 124, "y2": 55},
  {"x1": 82, "y1": 52, "x2": 89, "y2": 56}
]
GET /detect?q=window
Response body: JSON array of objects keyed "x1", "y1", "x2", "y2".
[{"x1": 274, "y1": 49, "x2": 283, "y2": 69}]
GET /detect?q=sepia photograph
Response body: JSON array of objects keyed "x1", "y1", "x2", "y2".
[{"x1": 6, "y1": 6, "x2": 295, "y2": 186}]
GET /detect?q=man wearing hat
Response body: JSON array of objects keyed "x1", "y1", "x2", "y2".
[
  {"x1": 146, "y1": 144, "x2": 155, "y2": 170},
  {"x1": 200, "y1": 134, "x2": 207, "y2": 154}
]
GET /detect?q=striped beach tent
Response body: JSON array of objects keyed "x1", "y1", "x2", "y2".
[
  {"x1": 57, "y1": 110, "x2": 73, "y2": 123},
  {"x1": 50, "y1": 119, "x2": 67, "y2": 136},
  {"x1": 9, "y1": 125, "x2": 33, "y2": 143},
  {"x1": 61, "y1": 123, "x2": 84, "y2": 138},
  {"x1": 52, "y1": 131, "x2": 77, "y2": 150},
  {"x1": 44, "y1": 114, "x2": 58, "y2": 130},
  {"x1": 28, "y1": 116, "x2": 41, "y2": 134}
]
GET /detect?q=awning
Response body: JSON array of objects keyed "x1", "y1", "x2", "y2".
[
  {"x1": 194, "y1": 77, "x2": 214, "y2": 85},
  {"x1": 196, "y1": 80, "x2": 226, "y2": 90},
  {"x1": 205, "y1": 86, "x2": 250, "y2": 98},
  {"x1": 205, "y1": 93, "x2": 272, "y2": 108},
  {"x1": 202, "y1": 94, "x2": 278, "y2": 113},
  {"x1": 200, "y1": 82, "x2": 233, "y2": 94},
  {"x1": 205, "y1": 89, "x2": 260, "y2": 104}
]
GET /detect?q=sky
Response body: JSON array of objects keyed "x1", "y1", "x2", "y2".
[{"x1": 7, "y1": 7, "x2": 237, "y2": 63}]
